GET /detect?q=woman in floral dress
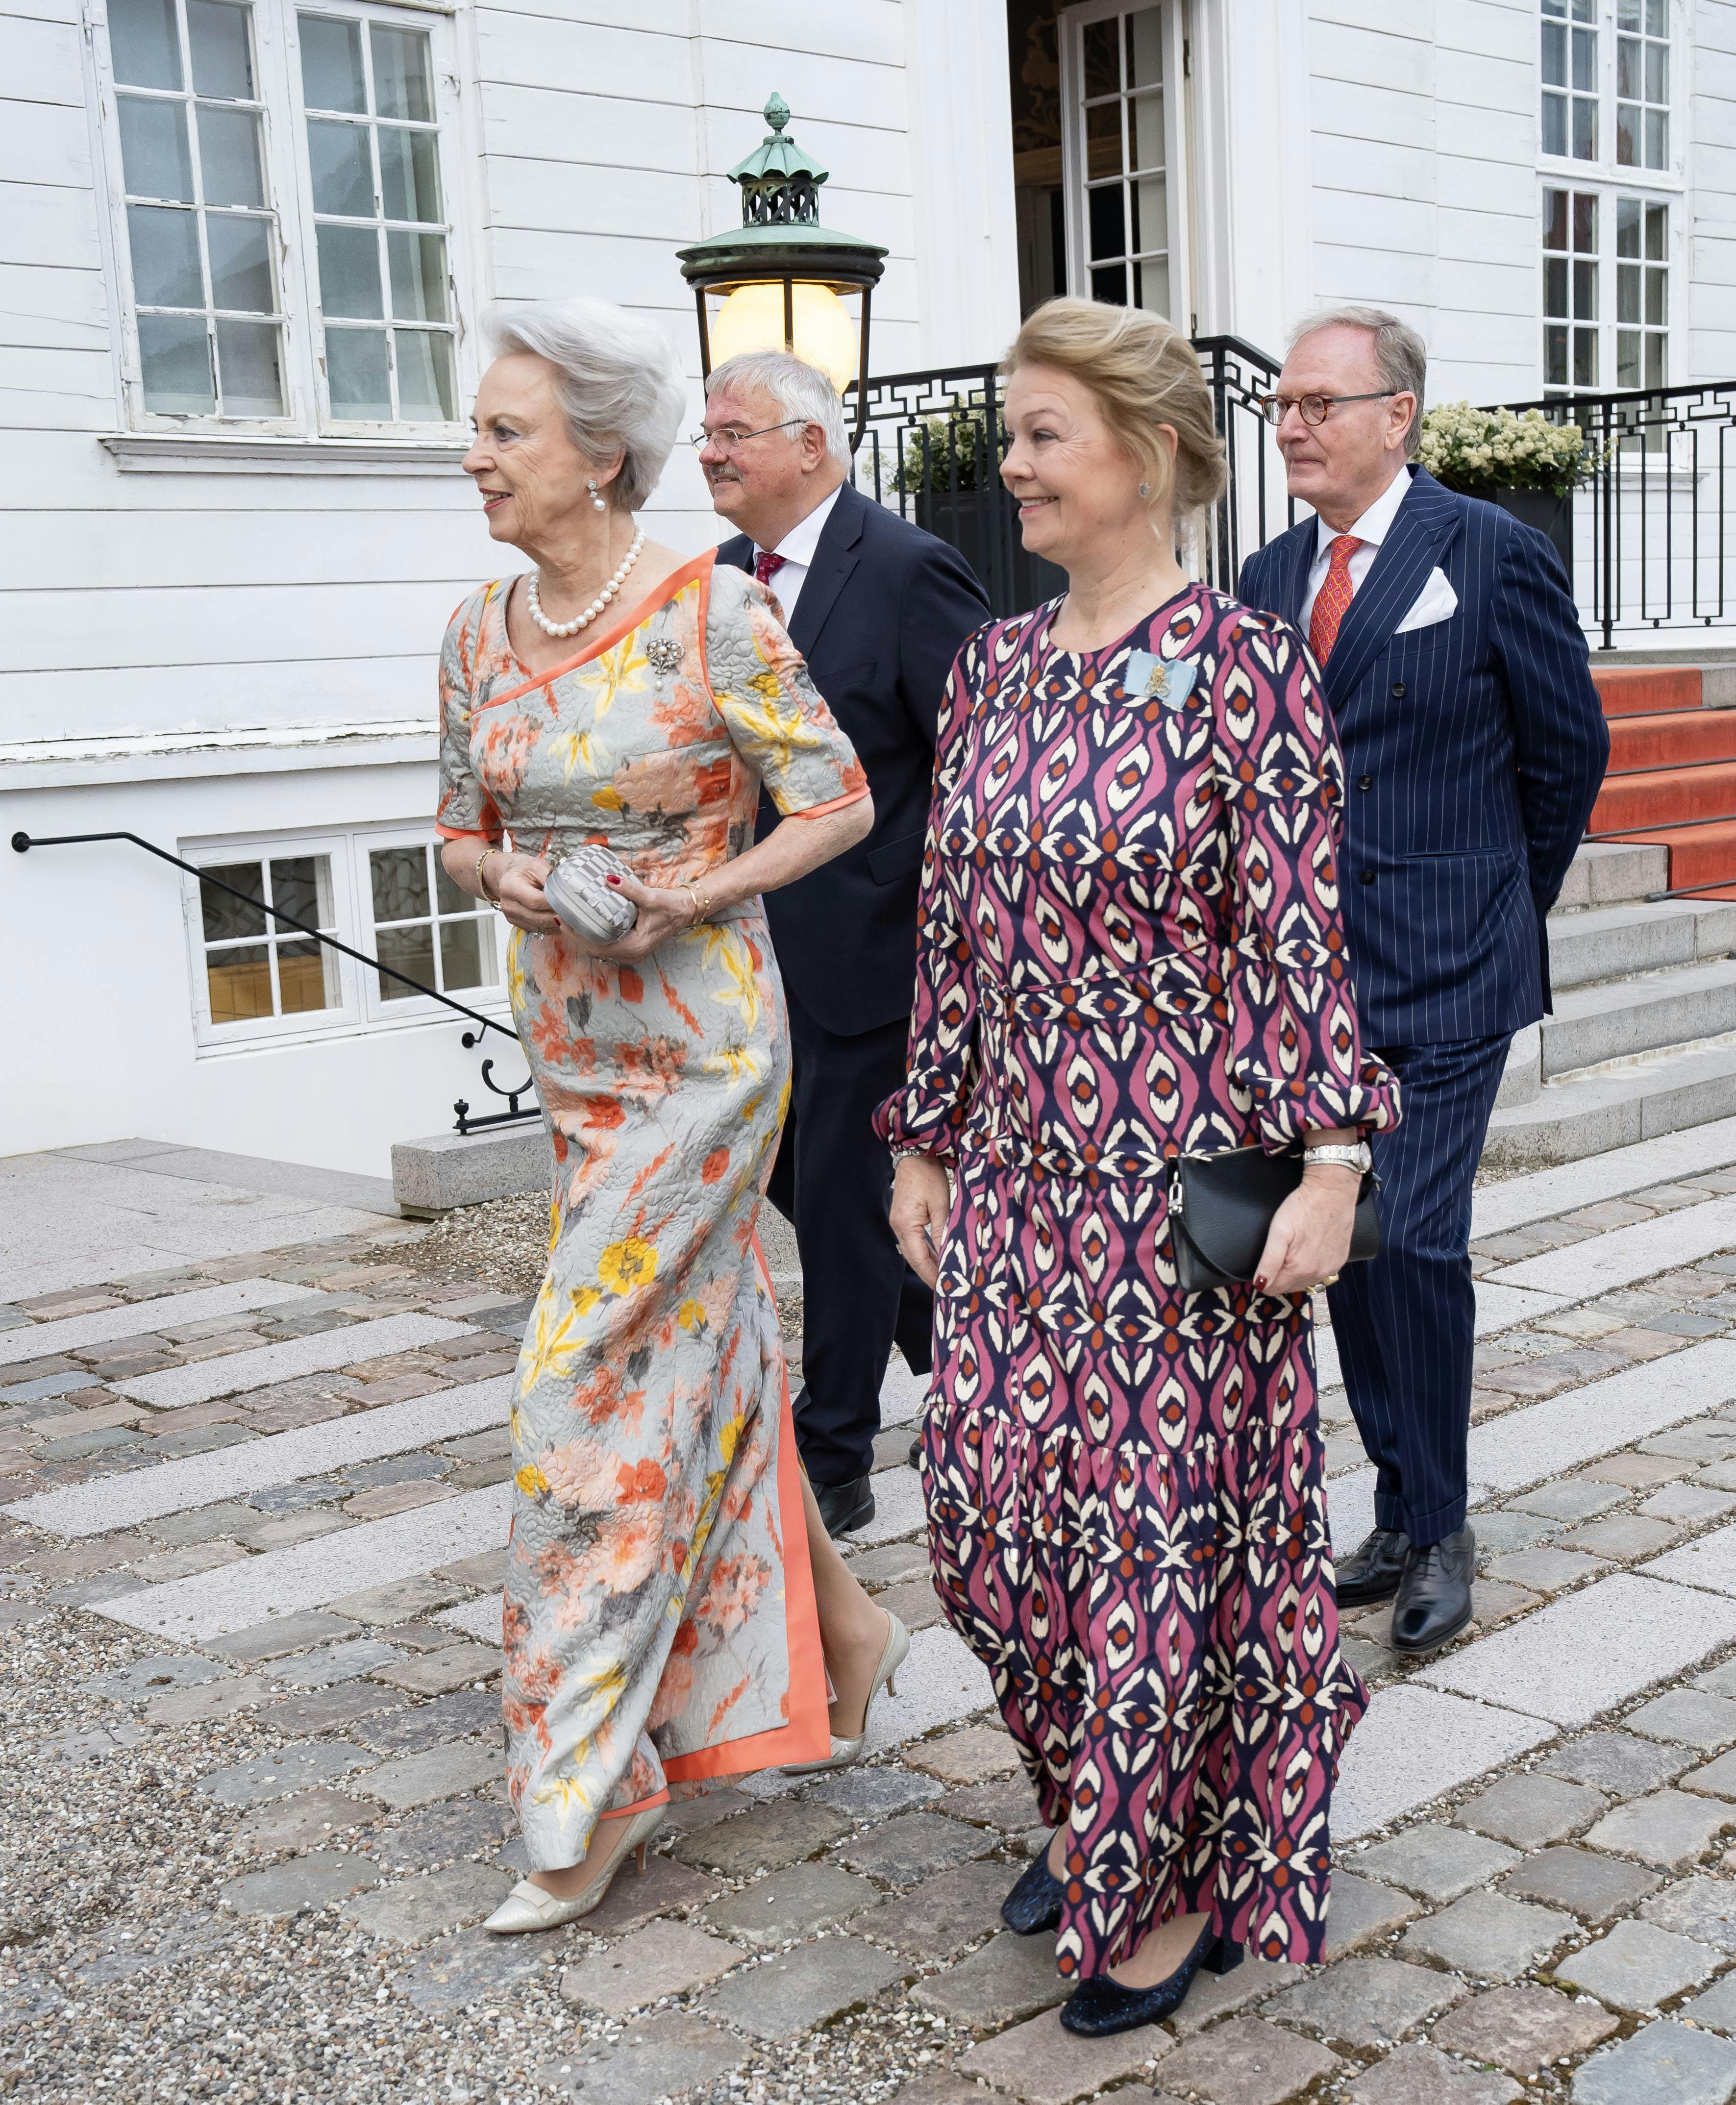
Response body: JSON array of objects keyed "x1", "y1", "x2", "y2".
[
  {"x1": 436, "y1": 298, "x2": 906, "y2": 1934},
  {"x1": 882, "y1": 301, "x2": 1401, "y2": 2035}
]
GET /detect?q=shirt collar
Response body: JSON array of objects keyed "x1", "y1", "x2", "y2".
[
  {"x1": 1314, "y1": 463, "x2": 1413, "y2": 555},
  {"x1": 763, "y1": 482, "x2": 844, "y2": 568}
]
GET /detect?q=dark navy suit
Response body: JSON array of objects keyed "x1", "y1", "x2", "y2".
[
  {"x1": 1240, "y1": 466, "x2": 1607, "y2": 1545},
  {"x1": 719, "y1": 480, "x2": 990, "y2": 1485}
]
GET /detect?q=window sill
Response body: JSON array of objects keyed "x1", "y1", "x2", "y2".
[{"x1": 101, "y1": 434, "x2": 469, "y2": 476}]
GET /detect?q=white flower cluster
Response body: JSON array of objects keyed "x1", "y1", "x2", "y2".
[{"x1": 1418, "y1": 401, "x2": 1587, "y2": 496}]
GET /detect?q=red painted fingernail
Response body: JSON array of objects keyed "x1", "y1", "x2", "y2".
[
  {"x1": 605, "y1": 874, "x2": 621, "y2": 885},
  {"x1": 1254, "y1": 1275, "x2": 1266, "y2": 1290}
]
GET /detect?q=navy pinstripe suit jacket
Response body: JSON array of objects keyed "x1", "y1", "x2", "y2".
[{"x1": 1238, "y1": 466, "x2": 1609, "y2": 1046}]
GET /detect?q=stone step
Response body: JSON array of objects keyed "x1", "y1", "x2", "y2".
[
  {"x1": 1541, "y1": 958, "x2": 1736, "y2": 1079},
  {"x1": 1484, "y1": 1035, "x2": 1736, "y2": 1168},
  {"x1": 1553, "y1": 839, "x2": 1670, "y2": 913},
  {"x1": 1545, "y1": 896, "x2": 1736, "y2": 991}
]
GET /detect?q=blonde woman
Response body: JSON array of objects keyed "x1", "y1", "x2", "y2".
[
  {"x1": 436, "y1": 296, "x2": 906, "y2": 1935},
  {"x1": 881, "y1": 299, "x2": 1400, "y2": 2033}
]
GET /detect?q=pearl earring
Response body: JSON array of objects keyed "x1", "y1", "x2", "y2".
[
  {"x1": 588, "y1": 479, "x2": 606, "y2": 513},
  {"x1": 1139, "y1": 481, "x2": 1150, "y2": 499}
]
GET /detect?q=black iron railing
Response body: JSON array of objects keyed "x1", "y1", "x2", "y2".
[
  {"x1": 1490, "y1": 381, "x2": 1736, "y2": 647},
  {"x1": 848, "y1": 337, "x2": 1292, "y2": 619},
  {"x1": 849, "y1": 346, "x2": 1736, "y2": 649},
  {"x1": 9, "y1": 830, "x2": 539, "y2": 1136}
]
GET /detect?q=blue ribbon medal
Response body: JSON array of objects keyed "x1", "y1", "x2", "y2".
[{"x1": 1122, "y1": 650, "x2": 1199, "y2": 711}]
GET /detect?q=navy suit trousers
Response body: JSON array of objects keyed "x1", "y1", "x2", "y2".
[
  {"x1": 765, "y1": 984, "x2": 934, "y2": 1486},
  {"x1": 1326, "y1": 1033, "x2": 1513, "y2": 1547}
]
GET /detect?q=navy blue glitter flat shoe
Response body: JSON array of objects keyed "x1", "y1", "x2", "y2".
[
  {"x1": 1000, "y1": 1852, "x2": 1065, "y2": 1935},
  {"x1": 1060, "y1": 1927, "x2": 1241, "y2": 2037}
]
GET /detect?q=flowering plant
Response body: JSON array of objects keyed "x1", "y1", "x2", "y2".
[{"x1": 1417, "y1": 401, "x2": 1589, "y2": 498}]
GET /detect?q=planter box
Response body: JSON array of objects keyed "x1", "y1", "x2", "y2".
[{"x1": 1488, "y1": 486, "x2": 1574, "y2": 587}]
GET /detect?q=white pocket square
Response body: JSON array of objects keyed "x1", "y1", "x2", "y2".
[{"x1": 1394, "y1": 568, "x2": 1459, "y2": 634}]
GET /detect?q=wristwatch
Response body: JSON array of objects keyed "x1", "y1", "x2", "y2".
[{"x1": 1304, "y1": 1140, "x2": 1373, "y2": 1174}]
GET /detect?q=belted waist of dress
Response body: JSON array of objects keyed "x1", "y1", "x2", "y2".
[
  {"x1": 976, "y1": 973, "x2": 1226, "y2": 1026},
  {"x1": 967, "y1": 1122, "x2": 1174, "y2": 1183}
]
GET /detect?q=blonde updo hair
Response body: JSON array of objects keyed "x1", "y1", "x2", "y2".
[{"x1": 1002, "y1": 298, "x2": 1227, "y2": 518}]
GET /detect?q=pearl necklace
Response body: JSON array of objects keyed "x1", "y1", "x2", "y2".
[{"x1": 526, "y1": 529, "x2": 645, "y2": 639}]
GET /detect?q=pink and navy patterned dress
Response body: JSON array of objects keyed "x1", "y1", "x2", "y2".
[{"x1": 876, "y1": 586, "x2": 1401, "y2": 1979}]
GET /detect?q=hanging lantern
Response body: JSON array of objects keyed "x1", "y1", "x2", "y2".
[{"x1": 678, "y1": 94, "x2": 887, "y2": 450}]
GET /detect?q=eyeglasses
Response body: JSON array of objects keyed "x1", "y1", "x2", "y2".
[
  {"x1": 1256, "y1": 391, "x2": 1400, "y2": 428},
  {"x1": 689, "y1": 417, "x2": 808, "y2": 455}
]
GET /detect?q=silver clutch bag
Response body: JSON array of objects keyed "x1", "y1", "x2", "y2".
[{"x1": 543, "y1": 845, "x2": 640, "y2": 944}]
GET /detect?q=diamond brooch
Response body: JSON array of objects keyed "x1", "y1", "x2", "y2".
[{"x1": 645, "y1": 637, "x2": 684, "y2": 674}]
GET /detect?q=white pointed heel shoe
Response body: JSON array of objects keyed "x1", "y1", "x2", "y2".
[
  {"x1": 782, "y1": 1610, "x2": 911, "y2": 1776},
  {"x1": 483, "y1": 1801, "x2": 666, "y2": 1934}
]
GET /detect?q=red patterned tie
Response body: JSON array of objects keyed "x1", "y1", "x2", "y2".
[
  {"x1": 754, "y1": 550, "x2": 786, "y2": 588},
  {"x1": 1309, "y1": 535, "x2": 1363, "y2": 665}
]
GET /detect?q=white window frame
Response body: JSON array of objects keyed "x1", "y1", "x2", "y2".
[
  {"x1": 90, "y1": 0, "x2": 475, "y2": 442},
  {"x1": 1536, "y1": 0, "x2": 1685, "y2": 396},
  {"x1": 1057, "y1": 0, "x2": 1191, "y2": 329},
  {"x1": 352, "y1": 825, "x2": 506, "y2": 1027},
  {"x1": 180, "y1": 824, "x2": 510, "y2": 1052}
]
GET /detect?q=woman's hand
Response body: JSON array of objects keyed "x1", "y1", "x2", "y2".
[
  {"x1": 890, "y1": 1154, "x2": 951, "y2": 1288},
  {"x1": 580, "y1": 869, "x2": 699, "y2": 963},
  {"x1": 493, "y1": 852, "x2": 564, "y2": 938},
  {"x1": 1253, "y1": 1164, "x2": 1360, "y2": 1298}
]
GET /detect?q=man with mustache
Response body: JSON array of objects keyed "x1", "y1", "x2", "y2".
[{"x1": 701, "y1": 351, "x2": 990, "y2": 1535}]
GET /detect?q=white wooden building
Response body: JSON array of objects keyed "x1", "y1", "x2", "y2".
[{"x1": 4, "y1": 0, "x2": 1734, "y2": 1180}]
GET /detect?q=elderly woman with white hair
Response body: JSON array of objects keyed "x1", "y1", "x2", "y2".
[{"x1": 436, "y1": 297, "x2": 909, "y2": 1935}]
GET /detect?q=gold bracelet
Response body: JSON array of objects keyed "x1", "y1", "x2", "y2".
[
  {"x1": 686, "y1": 884, "x2": 711, "y2": 926},
  {"x1": 475, "y1": 847, "x2": 503, "y2": 905}
]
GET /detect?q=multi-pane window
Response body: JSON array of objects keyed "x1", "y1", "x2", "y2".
[
  {"x1": 1542, "y1": 188, "x2": 1669, "y2": 395},
  {"x1": 187, "y1": 830, "x2": 507, "y2": 1045},
  {"x1": 1541, "y1": 0, "x2": 1599, "y2": 160},
  {"x1": 1077, "y1": 6, "x2": 1170, "y2": 314},
  {"x1": 367, "y1": 843, "x2": 497, "y2": 1006},
  {"x1": 299, "y1": 14, "x2": 455, "y2": 423},
  {"x1": 98, "y1": 0, "x2": 464, "y2": 433},
  {"x1": 198, "y1": 855, "x2": 341, "y2": 1025},
  {"x1": 1616, "y1": 196, "x2": 1668, "y2": 387},
  {"x1": 109, "y1": 0, "x2": 287, "y2": 417},
  {"x1": 1616, "y1": 0, "x2": 1669, "y2": 170},
  {"x1": 1544, "y1": 189, "x2": 1599, "y2": 389}
]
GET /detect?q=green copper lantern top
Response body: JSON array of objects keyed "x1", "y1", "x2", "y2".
[{"x1": 678, "y1": 92, "x2": 885, "y2": 293}]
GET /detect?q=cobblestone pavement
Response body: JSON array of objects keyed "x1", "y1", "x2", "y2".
[{"x1": 19, "y1": 1126, "x2": 1736, "y2": 2102}]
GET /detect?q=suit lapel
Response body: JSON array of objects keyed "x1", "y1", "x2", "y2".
[
  {"x1": 1323, "y1": 469, "x2": 1461, "y2": 711},
  {"x1": 1278, "y1": 519, "x2": 1317, "y2": 629},
  {"x1": 788, "y1": 482, "x2": 864, "y2": 657}
]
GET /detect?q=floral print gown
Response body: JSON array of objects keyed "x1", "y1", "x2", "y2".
[
  {"x1": 437, "y1": 548, "x2": 866, "y2": 1870},
  {"x1": 876, "y1": 588, "x2": 1402, "y2": 1978}
]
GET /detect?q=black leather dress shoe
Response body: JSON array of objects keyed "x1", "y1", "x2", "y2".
[
  {"x1": 1060, "y1": 1928, "x2": 1242, "y2": 2037},
  {"x1": 1336, "y1": 1526, "x2": 1411, "y2": 1607},
  {"x1": 909, "y1": 1434, "x2": 922, "y2": 1469},
  {"x1": 1001, "y1": 1853, "x2": 1064, "y2": 1934},
  {"x1": 812, "y1": 1475, "x2": 875, "y2": 1535},
  {"x1": 1389, "y1": 1526, "x2": 1476, "y2": 1654}
]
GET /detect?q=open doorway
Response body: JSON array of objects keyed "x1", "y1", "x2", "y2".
[{"x1": 1008, "y1": 2, "x2": 1067, "y2": 316}]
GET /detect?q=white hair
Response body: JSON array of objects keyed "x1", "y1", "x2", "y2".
[
  {"x1": 482, "y1": 297, "x2": 686, "y2": 510},
  {"x1": 705, "y1": 351, "x2": 849, "y2": 468},
  {"x1": 1288, "y1": 303, "x2": 1429, "y2": 458}
]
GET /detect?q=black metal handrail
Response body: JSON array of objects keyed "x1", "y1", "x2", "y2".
[{"x1": 10, "y1": 829, "x2": 538, "y2": 1135}]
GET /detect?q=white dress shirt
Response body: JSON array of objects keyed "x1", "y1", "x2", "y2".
[
  {"x1": 1297, "y1": 466, "x2": 1413, "y2": 635},
  {"x1": 752, "y1": 483, "x2": 843, "y2": 628}
]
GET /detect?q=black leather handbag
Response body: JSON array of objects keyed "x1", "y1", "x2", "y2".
[{"x1": 1167, "y1": 1147, "x2": 1381, "y2": 1292}]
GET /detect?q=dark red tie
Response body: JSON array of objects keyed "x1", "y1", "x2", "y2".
[{"x1": 754, "y1": 551, "x2": 786, "y2": 588}]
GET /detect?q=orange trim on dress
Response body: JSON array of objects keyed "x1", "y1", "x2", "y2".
[
  {"x1": 663, "y1": 1231, "x2": 830, "y2": 1782},
  {"x1": 434, "y1": 823, "x2": 503, "y2": 843},
  {"x1": 476, "y1": 547, "x2": 720, "y2": 716},
  {"x1": 789, "y1": 787, "x2": 870, "y2": 820}
]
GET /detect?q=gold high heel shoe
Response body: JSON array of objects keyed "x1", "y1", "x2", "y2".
[
  {"x1": 782, "y1": 1610, "x2": 910, "y2": 1775},
  {"x1": 483, "y1": 1801, "x2": 666, "y2": 1934}
]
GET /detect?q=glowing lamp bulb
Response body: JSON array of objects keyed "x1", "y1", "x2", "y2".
[{"x1": 710, "y1": 282, "x2": 857, "y2": 392}]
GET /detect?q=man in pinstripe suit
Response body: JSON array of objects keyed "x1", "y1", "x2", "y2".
[{"x1": 1240, "y1": 307, "x2": 1608, "y2": 1654}]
